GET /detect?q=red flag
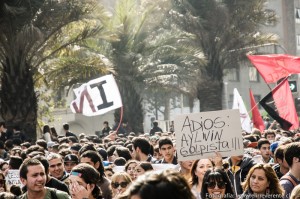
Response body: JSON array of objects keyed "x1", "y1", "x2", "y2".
[
  {"x1": 249, "y1": 89, "x2": 265, "y2": 132},
  {"x1": 247, "y1": 54, "x2": 300, "y2": 83},
  {"x1": 259, "y1": 79, "x2": 299, "y2": 130}
]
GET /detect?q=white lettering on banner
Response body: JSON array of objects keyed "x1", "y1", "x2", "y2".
[
  {"x1": 70, "y1": 75, "x2": 122, "y2": 116},
  {"x1": 174, "y1": 109, "x2": 244, "y2": 161}
]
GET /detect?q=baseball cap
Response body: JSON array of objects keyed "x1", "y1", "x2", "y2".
[{"x1": 64, "y1": 154, "x2": 79, "y2": 163}]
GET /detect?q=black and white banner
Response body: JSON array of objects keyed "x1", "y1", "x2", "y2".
[{"x1": 70, "y1": 75, "x2": 122, "y2": 116}]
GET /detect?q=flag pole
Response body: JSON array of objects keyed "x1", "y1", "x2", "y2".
[{"x1": 115, "y1": 106, "x2": 123, "y2": 132}]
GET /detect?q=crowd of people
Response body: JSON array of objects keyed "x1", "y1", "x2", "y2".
[{"x1": 0, "y1": 119, "x2": 300, "y2": 199}]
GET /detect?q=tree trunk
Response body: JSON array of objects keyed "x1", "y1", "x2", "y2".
[
  {"x1": 114, "y1": 79, "x2": 144, "y2": 133},
  {"x1": 0, "y1": 58, "x2": 38, "y2": 141},
  {"x1": 197, "y1": 80, "x2": 223, "y2": 112}
]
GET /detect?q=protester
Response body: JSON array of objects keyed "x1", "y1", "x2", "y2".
[
  {"x1": 201, "y1": 169, "x2": 235, "y2": 199},
  {"x1": 19, "y1": 158, "x2": 70, "y2": 199},
  {"x1": 111, "y1": 172, "x2": 132, "y2": 199},
  {"x1": 134, "y1": 162, "x2": 153, "y2": 179},
  {"x1": 124, "y1": 160, "x2": 139, "y2": 181},
  {"x1": 156, "y1": 137, "x2": 177, "y2": 164},
  {"x1": 123, "y1": 169, "x2": 195, "y2": 199},
  {"x1": 240, "y1": 164, "x2": 283, "y2": 199},
  {"x1": 69, "y1": 163, "x2": 102, "y2": 199},
  {"x1": 149, "y1": 121, "x2": 163, "y2": 136}
]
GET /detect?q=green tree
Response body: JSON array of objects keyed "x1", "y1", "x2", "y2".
[
  {"x1": 0, "y1": 0, "x2": 102, "y2": 140},
  {"x1": 172, "y1": 0, "x2": 277, "y2": 111}
]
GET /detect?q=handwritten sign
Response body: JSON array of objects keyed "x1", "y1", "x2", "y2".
[
  {"x1": 6, "y1": 170, "x2": 22, "y2": 188},
  {"x1": 174, "y1": 109, "x2": 244, "y2": 161}
]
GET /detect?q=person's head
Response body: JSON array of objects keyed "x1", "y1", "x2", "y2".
[
  {"x1": 132, "y1": 137, "x2": 151, "y2": 161},
  {"x1": 134, "y1": 162, "x2": 153, "y2": 179},
  {"x1": 125, "y1": 169, "x2": 194, "y2": 199},
  {"x1": 36, "y1": 139, "x2": 47, "y2": 150},
  {"x1": 63, "y1": 123, "x2": 70, "y2": 131},
  {"x1": 103, "y1": 121, "x2": 109, "y2": 127},
  {"x1": 64, "y1": 154, "x2": 79, "y2": 173},
  {"x1": 50, "y1": 127, "x2": 58, "y2": 137},
  {"x1": 179, "y1": 160, "x2": 194, "y2": 172},
  {"x1": 290, "y1": 184, "x2": 300, "y2": 199},
  {"x1": 70, "y1": 143, "x2": 81, "y2": 157},
  {"x1": 114, "y1": 146, "x2": 132, "y2": 162},
  {"x1": 32, "y1": 155, "x2": 50, "y2": 175},
  {"x1": 19, "y1": 158, "x2": 46, "y2": 193},
  {"x1": 0, "y1": 173, "x2": 7, "y2": 192},
  {"x1": 274, "y1": 145, "x2": 289, "y2": 172},
  {"x1": 201, "y1": 169, "x2": 234, "y2": 199},
  {"x1": 46, "y1": 153, "x2": 65, "y2": 179},
  {"x1": 158, "y1": 137, "x2": 175, "y2": 162},
  {"x1": 153, "y1": 122, "x2": 158, "y2": 127},
  {"x1": 68, "y1": 136, "x2": 78, "y2": 146},
  {"x1": 111, "y1": 172, "x2": 132, "y2": 196},
  {"x1": 0, "y1": 162, "x2": 8, "y2": 173},
  {"x1": 242, "y1": 164, "x2": 283, "y2": 195},
  {"x1": 125, "y1": 160, "x2": 139, "y2": 181},
  {"x1": 10, "y1": 147, "x2": 22, "y2": 157},
  {"x1": 114, "y1": 157, "x2": 127, "y2": 166},
  {"x1": 9, "y1": 156, "x2": 23, "y2": 169},
  {"x1": 80, "y1": 150, "x2": 104, "y2": 179},
  {"x1": 42, "y1": 125, "x2": 50, "y2": 134},
  {"x1": 78, "y1": 143, "x2": 97, "y2": 156},
  {"x1": 257, "y1": 138, "x2": 271, "y2": 161},
  {"x1": 284, "y1": 142, "x2": 300, "y2": 168},
  {"x1": 69, "y1": 163, "x2": 101, "y2": 199},
  {"x1": 104, "y1": 167, "x2": 114, "y2": 180},
  {"x1": 264, "y1": 130, "x2": 276, "y2": 142},
  {"x1": 191, "y1": 159, "x2": 214, "y2": 185}
]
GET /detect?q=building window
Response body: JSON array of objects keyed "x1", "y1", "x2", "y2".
[
  {"x1": 296, "y1": 8, "x2": 300, "y2": 23},
  {"x1": 297, "y1": 35, "x2": 300, "y2": 50},
  {"x1": 228, "y1": 94, "x2": 234, "y2": 109},
  {"x1": 249, "y1": 66, "x2": 259, "y2": 82},
  {"x1": 226, "y1": 68, "x2": 240, "y2": 82}
]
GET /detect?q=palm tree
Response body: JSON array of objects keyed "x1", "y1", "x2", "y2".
[
  {"x1": 171, "y1": 0, "x2": 277, "y2": 111},
  {"x1": 0, "y1": 0, "x2": 102, "y2": 140}
]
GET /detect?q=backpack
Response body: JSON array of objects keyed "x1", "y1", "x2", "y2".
[{"x1": 280, "y1": 175, "x2": 298, "y2": 188}]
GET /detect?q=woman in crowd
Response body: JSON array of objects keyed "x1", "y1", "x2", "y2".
[
  {"x1": 201, "y1": 169, "x2": 235, "y2": 199},
  {"x1": 290, "y1": 184, "x2": 300, "y2": 199},
  {"x1": 125, "y1": 160, "x2": 139, "y2": 181},
  {"x1": 42, "y1": 124, "x2": 52, "y2": 143},
  {"x1": 190, "y1": 153, "x2": 223, "y2": 199},
  {"x1": 69, "y1": 163, "x2": 102, "y2": 199},
  {"x1": 111, "y1": 172, "x2": 132, "y2": 199},
  {"x1": 240, "y1": 164, "x2": 283, "y2": 199},
  {"x1": 134, "y1": 162, "x2": 153, "y2": 179},
  {"x1": 104, "y1": 167, "x2": 115, "y2": 181},
  {"x1": 179, "y1": 160, "x2": 194, "y2": 182}
]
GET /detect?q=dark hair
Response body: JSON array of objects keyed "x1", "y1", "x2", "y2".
[
  {"x1": 158, "y1": 137, "x2": 173, "y2": 149},
  {"x1": 0, "y1": 162, "x2": 8, "y2": 171},
  {"x1": 50, "y1": 127, "x2": 58, "y2": 137},
  {"x1": 63, "y1": 123, "x2": 69, "y2": 130},
  {"x1": 115, "y1": 146, "x2": 132, "y2": 161},
  {"x1": 137, "y1": 162, "x2": 153, "y2": 171},
  {"x1": 36, "y1": 139, "x2": 47, "y2": 150},
  {"x1": 125, "y1": 160, "x2": 139, "y2": 172},
  {"x1": 284, "y1": 142, "x2": 300, "y2": 167},
  {"x1": 264, "y1": 130, "x2": 276, "y2": 138},
  {"x1": 32, "y1": 155, "x2": 49, "y2": 174},
  {"x1": 274, "y1": 144, "x2": 286, "y2": 161},
  {"x1": 0, "y1": 141, "x2": 4, "y2": 149},
  {"x1": 132, "y1": 137, "x2": 151, "y2": 155},
  {"x1": 71, "y1": 163, "x2": 101, "y2": 198},
  {"x1": 125, "y1": 169, "x2": 194, "y2": 199},
  {"x1": 19, "y1": 158, "x2": 43, "y2": 179},
  {"x1": 9, "y1": 156, "x2": 23, "y2": 169},
  {"x1": 103, "y1": 121, "x2": 109, "y2": 125},
  {"x1": 106, "y1": 145, "x2": 117, "y2": 157},
  {"x1": 80, "y1": 150, "x2": 104, "y2": 179},
  {"x1": 201, "y1": 169, "x2": 234, "y2": 199},
  {"x1": 43, "y1": 125, "x2": 51, "y2": 134},
  {"x1": 257, "y1": 138, "x2": 270, "y2": 150},
  {"x1": 26, "y1": 145, "x2": 45, "y2": 156},
  {"x1": 68, "y1": 136, "x2": 78, "y2": 143},
  {"x1": 79, "y1": 143, "x2": 97, "y2": 156},
  {"x1": 10, "y1": 185, "x2": 22, "y2": 196},
  {"x1": 114, "y1": 157, "x2": 127, "y2": 166},
  {"x1": 97, "y1": 148, "x2": 108, "y2": 161}
]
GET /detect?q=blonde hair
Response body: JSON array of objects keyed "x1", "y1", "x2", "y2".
[
  {"x1": 290, "y1": 184, "x2": 300, "y2": 199},
  {"x1": 111, "y1": 172, "x2": 132, "y2": 183}
]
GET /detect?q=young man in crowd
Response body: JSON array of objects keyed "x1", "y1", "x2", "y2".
[
  {"x1": 132, "y1": 137, "x2": 155, "y2": 162},
  {"x1": 47, "y1": 153, "x2": 69, "y2": 183},
  {"x1": 257, "y1": 138, "x2": 274, "y2": 163},
  {"x1": 19, "y1": 158, "x2": 70, "y2": 199},
  {"x1": 156, "y1": 137, "x2": 177, "y2": 164}
]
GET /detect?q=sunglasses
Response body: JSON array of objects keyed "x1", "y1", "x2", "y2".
[
  {"x1": 111, "y1": 181, "x2": 128, "y2": 189},
  {"x1": 206, "y1": 181, "x2": 226, "y2": 189}
]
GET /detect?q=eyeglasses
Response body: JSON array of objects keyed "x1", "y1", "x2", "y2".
[
  {"x1": 206, "y1": 181, "x2": 226, "y2": 189},
  {"x1": 111, "y1": 181, "x2": 128, "y2": 189}
]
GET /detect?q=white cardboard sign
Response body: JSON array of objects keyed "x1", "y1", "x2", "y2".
[{"x1": 174, "y1": 109, "x2": 244, "y2": 161}]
